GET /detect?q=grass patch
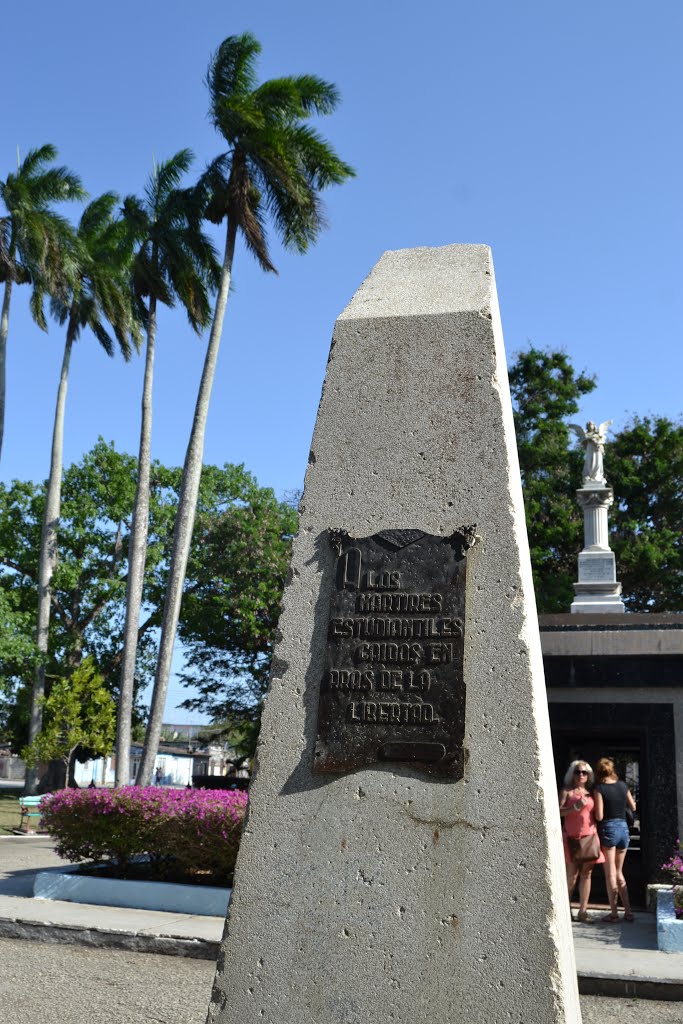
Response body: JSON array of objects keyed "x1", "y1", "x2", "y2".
[{"x1": 0, "y1": 788, "x2": 23, "y2": 835}]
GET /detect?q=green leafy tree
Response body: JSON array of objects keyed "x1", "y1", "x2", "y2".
[
  {"x1": 178, "y1": 480, "x2": 297, "y2": 720},
  {"x1": 0, "y1": 442, "x2": 174, "y2": 750},
  {"x1": 116, "y1": 153, "x2": 219, "y2": 786},
  {"x1": 608, "y1": 416, "x2": 683, "y2": 611},
  {"x1": 22, "y1": 658, "x2": 115, "y2": 788},
  {"x1": 0, "y1": 587, "x2": 37, "y2": 683},
  {"x1": 138, "y1": 32, "x2": 355, "y2": 783},
  {"x1": 0, "y1": 145, "x2": 85, "y2": 461},
  {"x1": 0, "y1": 589, "x2": 37, "y2": 744},
  {"x1": 509, "y1": 347, "x2": 596, "y2": 612},
  {"x1": 0, "y1": 443, "x2": 297, "y2": 751},
  {"x1": 27, "y1": 196, "x2": 139, "y2": 794}
]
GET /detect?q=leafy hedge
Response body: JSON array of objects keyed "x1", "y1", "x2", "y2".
[{"x1": 40, "y1": 786, "x2": 248, "y2": 883}]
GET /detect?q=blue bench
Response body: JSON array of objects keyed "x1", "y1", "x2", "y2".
[{"x1": 18, "y1": 795, "x2": 43, "y2": 833}]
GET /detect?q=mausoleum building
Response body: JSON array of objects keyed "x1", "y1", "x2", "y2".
[
  {"x1": 542, "y1": 613, "x2": 683, "y2": 902},
  {"x1": 542, "y1": 422, "x2": 681, "y2": 902}
]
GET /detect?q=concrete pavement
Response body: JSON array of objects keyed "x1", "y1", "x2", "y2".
[
  {"x1": 0, "y1": 938, "x2": 681, "y2": 1024},
  {"x1": 1, "y1": 835, "x2": 683, "y2": 999},
  {"x1": 573, "y1": 910, "x2": 683, "y2": 1000}
]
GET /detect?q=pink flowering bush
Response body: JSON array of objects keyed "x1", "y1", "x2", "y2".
[
  {"x1": 661, "y1": 841, "x2": 683, "y2": 920},
  {"x1": 39, "y1": 787, "x2": 248, "y2": 884}
]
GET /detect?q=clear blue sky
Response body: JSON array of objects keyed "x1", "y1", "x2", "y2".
[{"x1": 2, "y1": 2, "x2": 682, "y2": 720}]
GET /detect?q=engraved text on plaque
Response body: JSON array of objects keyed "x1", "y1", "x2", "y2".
[{"x1": 313, "y1": 528, "x2": 473, "y2": 778}]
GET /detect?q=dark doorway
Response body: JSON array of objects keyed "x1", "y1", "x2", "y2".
[{"x1": 549, "y1": 702, "x2": 678, "y2": 909}]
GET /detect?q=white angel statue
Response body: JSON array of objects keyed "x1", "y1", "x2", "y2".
[{"x1": 568, "y1": 420, "x2": 612, "y2": 485}]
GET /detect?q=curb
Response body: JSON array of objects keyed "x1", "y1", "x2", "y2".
[
  {"x1": 0, "y1": 916, "x2": 219, "y2": 960},
  {"x1": 0, "y1": 832, "x2": 49, "y2": 839},
  {"x1": 3, "y1": 913, "x2": 683, "y2": 1000},
  {"x1": 577, "y1": 973, "x2": 683, "y2": 1002}
]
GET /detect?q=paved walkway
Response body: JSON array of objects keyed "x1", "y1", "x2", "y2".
[
  {"x1": 2, "y1": 835, "x2": 683, "y2": 999},
  {"x1": 573, "y1": 910, "x2": 683, "y2": 999},
  {"x1": 0, "y1": 836, "x2": 223, "y2": 957}
]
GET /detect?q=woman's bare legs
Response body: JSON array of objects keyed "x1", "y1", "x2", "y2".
[
  {"x1": 615, "y1": 848, "x2": 633, "y2": 919},
  {"x1": 578, "y1": 865, "x2": 593, "y2": 916},
  {"x1": 601, "y1": 847, "x2": 619, "y2": 919},
  {"x1": 566, "y1": 862, "x2": 579, "y2": 903}
]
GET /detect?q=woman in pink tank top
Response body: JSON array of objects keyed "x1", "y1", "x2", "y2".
[{"x1": 559, "y1": 760, "x2": 604, "y2": 922}]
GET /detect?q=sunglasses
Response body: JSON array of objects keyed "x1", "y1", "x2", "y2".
[{"x1": 574, "y1": 769, "x2": 589, "y2": 775}]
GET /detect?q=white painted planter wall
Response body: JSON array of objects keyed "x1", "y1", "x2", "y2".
[
  {"x1": 657, "y1": 888, "x2": 683, "y2": 953},
  {"x1": 34, "y1": 866, "x2": 231, "y2": 917}
]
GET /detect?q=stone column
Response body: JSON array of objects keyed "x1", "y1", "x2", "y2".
[
  {"x1": 578, "y1": 488, "x2": 612, "y2": 549},
  {"x1": 570, "y1": 482, "x2": 625, "y2": 613},
  {"x1": 207, "y1": 246, "x2": 580, "y2": 1024}
]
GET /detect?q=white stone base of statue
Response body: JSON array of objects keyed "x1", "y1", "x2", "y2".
[
  {"x1": 570, "y1": 486, "x2": 625, "y2": 613},
  {"x1": 570, "y1": 583, "x2": 626, "y2": 614}
]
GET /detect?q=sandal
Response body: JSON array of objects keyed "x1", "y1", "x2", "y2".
[
  {"x1": 624, "y1": 913, "x2": 635, "y2": 923},
  {"x1": 601, "y1": 913, "x2": 619, "y2": 922},
  {"x1": 577, "y1": 911, "x2": 590, "y2": 923}
]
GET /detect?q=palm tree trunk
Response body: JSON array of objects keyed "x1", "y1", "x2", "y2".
[
  {"x1": 115, "y1": 298, "x2": 157, "y2": 787},
  {"x1": 25, "y1": 327, "x2": 74, "y2": 795},
  {"x1": 0, "y1": 277, "x2": 13, "y2": 464},
  {"x1": 137, "y1": 221, "x2": 236, "y2": 785}
]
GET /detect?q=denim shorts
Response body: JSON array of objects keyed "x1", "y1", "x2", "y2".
[{"x1": 598, "y1": 818, "x2": 630, "y2": 850}]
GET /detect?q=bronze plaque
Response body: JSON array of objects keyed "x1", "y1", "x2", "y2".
[{"x1": 313, "y1": 527, "x2": 473, "y2": 778}]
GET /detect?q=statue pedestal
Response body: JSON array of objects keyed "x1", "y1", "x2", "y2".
[
  {"x1": 570, "y1": 486, "x2": 625, "y2": 613},
  {"x1": 570, "y1": 580, "x2": 625, "y2": 614}
]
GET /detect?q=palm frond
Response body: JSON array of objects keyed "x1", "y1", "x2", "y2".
[
  {"x1": 206, "y1": 34, "x2": 355, "y2": 270},
  {"x1": 48, "y1": 293, "x2": 70, "y2": 327},
  {"x1": 290, "y1": 75, "x2": 340, "y2": 116},
  {"x1": 30, "y1": 283, "x2": 48, "y2": 331},
  {"x1": 172, "y1": 262, "x2": 213, "y2": 332},
  {"x1": 89, "y1": 319, "x2": 115, "y2": 358},
  {"x1": 16, "y1": 144, "x2": 59, "y2": 178},
  {"x1": 79, "y1": 193, "x2": 119, "y2": 237},
  {"x1": 198, "y1": 154, "x2": 233, "y2": 224},
  {"x1": 290, "y1": 124, "x2": 355, "y2": 187},
  {"x1": 35, "y1": 191, "x2": 141, "y2": 359},
  {"x1": 28, "y1": 166, "x2": 86, "y2": 207},
  {"x1": 180, "y1": 222, "x2": 222, "y2": 290},
  {"x1": 207, "y1": 34, "x2": 261, "y2": 120},
  {"x1": 254, "y1": 75, "x2": 340, "y2": 119},
  {"x1": 121, "y1": 195, "x2": 149, "y2": 244},
  {"x1": 229, "y1": 161, "x2": 275, "y2": 272},
  {"x1": 0, "y1": 216, "x2": 12, "y2": 277},
  {"x1": 124, "y1": 153, "x2": 220, "y2": 326},
  {"x1": 211, "y1": 92, "x2": 267, "y2": 146},
  {"x1": 146, "y1": 149, "x2": 194, "y2": 211}
]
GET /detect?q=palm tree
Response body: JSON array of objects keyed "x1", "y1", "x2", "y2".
[
  {"x1": 137, "y1": 32, "x2": 355, "y2": 784},
  {"x1": 0, "y1": 145, "x2": 85, "y2": 462},
  {"x1": 114, "y1": 153, "x2": 219, "y2": 787},
  {"x1": 26, "y1": 194, "x2": 140, "y2": 794}
]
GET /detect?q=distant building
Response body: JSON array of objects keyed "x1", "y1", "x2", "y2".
[{"x1": 73, "y1": 729, "x2": 237, "y2": 787}]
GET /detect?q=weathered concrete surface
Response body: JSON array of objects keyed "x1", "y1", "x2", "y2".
[
  {"x1": 208, "y1": 245, "x2": 580, "y2": 1024},
  {"x1": 0, "y1": 939, "x2": 681, "y2": 1024},
  {"x1": 0, "y1": 937, "x2": 215, "y2": 1024}
]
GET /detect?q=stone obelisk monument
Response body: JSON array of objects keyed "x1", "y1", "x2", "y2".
[
  {"x1": 569, "y1": 420, "x2": 625, "y2": 613},
  {"x1": 207, "y1": 246, "x2": 580, "y2": 1024}
]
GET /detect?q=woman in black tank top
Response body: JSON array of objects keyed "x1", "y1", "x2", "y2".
[{"x1": 593, "y1": 757, "x2": 637, "y2": 922}]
